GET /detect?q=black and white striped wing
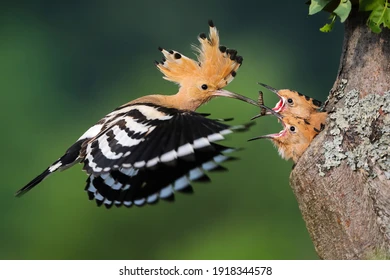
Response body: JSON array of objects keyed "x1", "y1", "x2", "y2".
[
  {"x1": 86, "y1": 143, "x2": 235, "y2": 208},
  {"x1": 81, "y1": 103, "x2": 242, "y2": 208}
]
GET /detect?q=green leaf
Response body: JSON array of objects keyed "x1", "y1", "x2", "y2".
[
  {"x1": 309, "y1": 0, "x2": 333, "y2": 15},
  {"x1": 369, "y1": 20, "x2": 382, "y2": 32},
  {"x1": 320, "y1": 22, "x2": 335, "y2": 32},
  {"x1": 359, "y1": 0, "x2": 382, "y2": 12},
  {"x1": 367, "y1": 0, "x2": 390, "y2": 33},
  {"x1": 333, "y1": 0, "x2": 352, "y2": 22},
  {"x1": 320, "y1": 14, "x2": 337, "y2": 32},
  {"x1": 385, "y1": 4, "x2": 390, "y2": 27}
]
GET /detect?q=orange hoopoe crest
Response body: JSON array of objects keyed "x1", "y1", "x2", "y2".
[
  {"x1": 16, "y1": 20, "x2": 257, "y2": 209},
  {"x1": 156, "y1": 20, "x2": 242, "y2": 89},
  {"x1": 151, "y1": 20, "x2": 255, "y2": 111}
]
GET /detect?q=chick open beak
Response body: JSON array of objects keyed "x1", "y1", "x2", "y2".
[
  {"x1": 248, "y1": 105, "x2": 285, "y2": 142},
  {"x1": 258, "y1": 82, "x2": 285, "y2": 113},
  {"x1": 213, "y1": 89, "x2": 259, "y2": 107}
]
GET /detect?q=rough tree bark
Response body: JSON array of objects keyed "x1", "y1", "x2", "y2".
[{"x1": 290, "y1": 8, "x2": 390, "y2": 259}]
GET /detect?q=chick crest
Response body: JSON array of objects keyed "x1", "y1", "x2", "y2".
[{"x1": 155, "y1": 20, "x2": 243, "y2": 110}]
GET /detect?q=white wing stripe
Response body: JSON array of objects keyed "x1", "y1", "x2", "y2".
[
  {"x1": 134, "y1": 198, "x2": 146, "y2": 206},
  {"x1": 160, "y1": 185, "x2": 174, "y2": 198},
  {"x1": 220, "y1": 129, "x2": 233, "y2": 135},
  {"x1": 213, "y1": 154, "x2": 229, "y2": 163},
  {"x1": 146, "y1": 157, "x2": 159, "y2": 168},
  {"x1": 193, "y1": 137, "x2": 210, "y2": 149},
  {"x1": 160, "y1": 150, "x2": 177, "y2": 163},
  {"x1": 98, "y1": 134, "x2": 124, "y2": 160},
  {"x1": 147, "y1": 194, "x2": 158, "y2": 204},
  {"x1": 189, "y1": 168, "x2": 204, "y2": 181},
  {"x1": 124, "y1": 116, "x2": 152, "y2": 134},
  {"x1": 131, "y1": 105, "x2": 173, "y2": 120},
  {"x1": 78, "y1": 124, "x2": 103, "y2": 141},
  {"x1": 95, "y1": 192, "x2": 104, "y2": 201},
  {"x1": 123, "y1": 201, "x2": 132, "y2": 207},
  {"x1": 119, "y1": 167, "x2": 138, "y2": 176},
  {"x1": 177, "y1": 143, "x2": 194, "y2": 157},
  {"x1": 173, "y1": 176, "x2": 190, "y2": 191},
  {"x1": 111, "y1": 181, "x2": 122, "y2": 190},
  {"x1": 207, "y1": 133, "x2": 224, "y2": 142},
  {"x1": 202, "y1": 161, "x2": 218, "y2": 171}
]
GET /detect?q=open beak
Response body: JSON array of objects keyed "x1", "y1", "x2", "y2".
[
  {"x1": 258, "y1": 82, "x2": 285, "y2": 113},
  {"x1": 213, "y1": 89, "x2": 259, "y2": 107},
  {"x1": 248, "y1": 105, "x2": 286, "y2": 142},
  {"x1": 248, "y1": 119, "x2": 287, "y2": 141}
]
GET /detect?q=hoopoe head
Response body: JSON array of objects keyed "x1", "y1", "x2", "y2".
[
  {"x1": 155, "y1": 20, "x2": 257, "y2": 110},
  {"x1": 257, "y1": 82, "x2": 323, "y2": 120},
  {"x1": 249, "y1": 107, "x2": 324, "y2": 162}
]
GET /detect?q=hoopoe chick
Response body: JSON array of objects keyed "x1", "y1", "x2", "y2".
[
  {"x1": 249, "y1": 107, "x2": 325, "y2": 162},
  {"x1": 16, "y1": 20, "x2": 258, "y2": 208},
  {"x1": 255, "y1": 82, "x2": 328, "y2": 126}
]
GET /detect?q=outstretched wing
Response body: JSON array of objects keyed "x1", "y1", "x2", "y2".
[
  {"x1": 82, "y1": 103, "x2": 235, "y2": 173},
  {"x1": 81, "y1": 102, "x2": 246, "y2": 208},
  {"x1": 85, "y1": 143, "x2": 236, "y2": 208}
]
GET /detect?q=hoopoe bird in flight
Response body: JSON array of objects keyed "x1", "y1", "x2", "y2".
[
  {"x1": 16, "y1": 20, "x2": 258, "y2": 208},
  {"x1": 249, "y1": 83, "x2": 328, "y2": 162}
]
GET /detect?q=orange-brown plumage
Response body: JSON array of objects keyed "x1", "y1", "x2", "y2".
[
  {"x1": 249, "y1": 83, "x2": 328, "y2": 162},
  {"x1": 268, "y1": 116, "x2": 324, "y2": 162},
  {"x1": 250, "y1": 106, "x2": 326, "y2": 162},
  {"x1": 257, "y1": 83, "x2": 326, "y2": 123}
]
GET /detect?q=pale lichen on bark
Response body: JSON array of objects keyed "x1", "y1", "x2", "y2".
[
  {"x1": 289, "y1": 6, "x2": 390, "y2": 259},
  {"x1": 318, "y1": 89, "x2": 390, "y2": 178}
]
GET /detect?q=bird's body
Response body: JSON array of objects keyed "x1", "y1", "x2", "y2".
[{"x1": 16, "y1": 21, "x2": 257, "y2": 208}]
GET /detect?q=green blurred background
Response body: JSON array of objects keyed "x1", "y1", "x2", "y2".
[{"x1": 1, "y1": 1, "x2": 343, "y2": 259}]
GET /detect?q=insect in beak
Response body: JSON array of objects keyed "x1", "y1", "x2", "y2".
[
  {"x1": 250, "y1": 105, "x2": 282, "y2": 120},
  {"x1": 258, "y1": 82, "x2": 286, "y2": 113},
  {"x1": 248, "y1": 105, "x2": 285, "y2": 141}
]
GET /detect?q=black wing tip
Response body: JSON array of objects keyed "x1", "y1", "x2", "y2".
[{"x1": 231, "y1": 121, "x2": 256, "y2": 132}]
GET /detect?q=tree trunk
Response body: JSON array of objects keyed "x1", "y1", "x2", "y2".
[{"x1": 290, "y1": 8, "x2": 390, "y2": 259}]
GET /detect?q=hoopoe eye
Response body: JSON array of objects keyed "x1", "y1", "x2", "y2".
[
  {"x1": 287, "y1": 98, "x2": 293, "y2": 104},
  {"x1": 201, "y1": 84, "x2": 208, "y2": 90},
  {"x1": 289, "y1": 126, "x2": 296, "y2": 132}
]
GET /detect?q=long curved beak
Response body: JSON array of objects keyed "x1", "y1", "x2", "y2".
[
  {"x1": 248, "y1": 134, "x2": 274, "y2": 141},
  {"x1": 258, "y1": 82, "x2": 279, "y2": 95},
  {"x1": 213, "y1": 89, "x2": 259, "y2": 107}
]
